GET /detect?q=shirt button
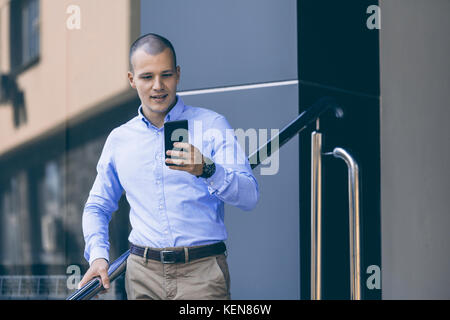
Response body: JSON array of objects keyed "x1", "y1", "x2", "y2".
[
  {"x1": 156, "y1": 180, "x2": 160, "y2": 185},
  {"x1": 159, "y1": 205, "x2": 164, "y2": 210}
]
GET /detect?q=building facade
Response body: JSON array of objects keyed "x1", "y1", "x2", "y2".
[
  {"x1": 0, "y1": 0, "x2": 140, "y2": 299},
  {"x1": 1, "y1": 0, "x2": 449, "y2": 300}
]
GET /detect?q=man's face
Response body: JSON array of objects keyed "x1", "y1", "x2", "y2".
[{"x1": 128, "y1": 47, "x2": 180, "y2": 119}]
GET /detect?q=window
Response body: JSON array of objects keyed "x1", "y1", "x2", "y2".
[
  {"x1": 10, "y1": 0, "x2": 40, "y2": 73},
  {"x1": 40, "y1": 160, "x2": 64, "y2": 254}
]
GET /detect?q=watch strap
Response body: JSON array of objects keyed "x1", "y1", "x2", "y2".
[{"x1": 199, "y1": 158, "x2": 216, "y2": 179}]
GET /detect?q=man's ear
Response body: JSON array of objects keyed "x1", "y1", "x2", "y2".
[
  {"x1": 176, "y1": 66, "x2": 181, "y2": 83},
  {"x1": 128, "y1": 71, "x2": 136, "y2": 89}
]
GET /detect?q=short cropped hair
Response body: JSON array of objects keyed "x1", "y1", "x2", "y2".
[{"x1": 129, "y1": 33, "x2": 177, "y2": 73}]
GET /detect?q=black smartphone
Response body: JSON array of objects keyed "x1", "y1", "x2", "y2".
[{"x1": 164, "y1": 120, "x2": 189, "y2": 166}]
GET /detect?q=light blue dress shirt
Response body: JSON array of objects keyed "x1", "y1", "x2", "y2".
[{"x1": 82, "y1": 96, "x2": 259, "y2": 264}]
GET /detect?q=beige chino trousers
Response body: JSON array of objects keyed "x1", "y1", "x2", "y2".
[{"x1": 125, "y1": 250, "x2": 231, "y2": 300}]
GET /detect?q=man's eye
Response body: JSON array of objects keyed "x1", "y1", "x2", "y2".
[
  {"x1": 142, "y1": 76, "x2": 152, "y2": 79},
  {"x1": 163, "y1": 74, "x2": 173, "y2": 77}
]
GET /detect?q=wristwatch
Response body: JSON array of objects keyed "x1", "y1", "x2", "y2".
[{"x1": 198, "y1": 157, "x2": 216, "y2": 179}]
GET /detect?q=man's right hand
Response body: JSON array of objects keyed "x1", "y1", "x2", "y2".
[{"x1": 78, "y1": 258, "x2": 110, "y2": 290}]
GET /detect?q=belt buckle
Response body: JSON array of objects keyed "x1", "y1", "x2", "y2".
[{"x1": 160, "y1": 250, "x2": 176, "y2": 264}]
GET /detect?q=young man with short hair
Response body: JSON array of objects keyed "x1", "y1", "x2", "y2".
[{"x1": 78, "y1": 33, "x2": 259, "y2": 300}]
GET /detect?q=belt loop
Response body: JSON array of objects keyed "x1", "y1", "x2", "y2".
[
  {"x1": 184, "y1": 247, "x2": 189, "y2": 263},
  {"x1": 143, "y1": 247, "x2": 148, "y2": 264}
]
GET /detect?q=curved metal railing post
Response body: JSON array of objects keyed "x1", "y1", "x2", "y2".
[{"x1": 332, "y1": 148, "x2": 361, "y2": 300}]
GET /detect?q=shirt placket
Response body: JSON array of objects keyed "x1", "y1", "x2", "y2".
[{"x1": 153, "y1": 127, "x2": 173, "y2": 246}]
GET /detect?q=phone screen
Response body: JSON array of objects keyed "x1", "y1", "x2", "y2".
[{"x1": 164, "y1": 120, "x2": 189, "y2": 166}]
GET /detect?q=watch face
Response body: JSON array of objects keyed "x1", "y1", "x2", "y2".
[{"x1": 202, "y1": 162, "x2": 216, "y2": 179}]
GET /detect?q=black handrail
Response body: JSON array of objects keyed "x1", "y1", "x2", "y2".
[
  {"x1": 67, "y1": 96, "x2": 340, "y2": 300},
  {"x1": 249, "y1": 96, "x2": 341, "y2": 169}
]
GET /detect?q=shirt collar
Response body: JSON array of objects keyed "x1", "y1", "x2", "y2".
[
  {"x1": 138, "y1": 95, "x2": 185, "y2": 128},
  {"x1": 164, "y1": 95, "x2": 185, "y2": 122}
]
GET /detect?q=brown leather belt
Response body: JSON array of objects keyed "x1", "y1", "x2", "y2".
[{"x1": 130, "y1": 242, "x2": 226, "y2": 264}]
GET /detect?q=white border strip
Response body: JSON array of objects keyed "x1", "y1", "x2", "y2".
[{"x1": 178, "y1": 80, "x2": 298, "y2": 96}]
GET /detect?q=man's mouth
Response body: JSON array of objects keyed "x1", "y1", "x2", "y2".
[{"x1": 150, "y1": 94, "x2": 168, "y2": 102}]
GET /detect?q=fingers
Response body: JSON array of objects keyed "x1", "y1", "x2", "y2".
[
  {"x1": 173, "y1": 142, "x2": 190, "y2": 150},
  {"x1": 165, "y1": 157, "x2": 187, "y2": 166},
  {"x1": 98, "y1": 268, "x2": 110, "y2": 290},
  {"x1": 77, "y1": 269, "x2": 94, "y2": 289},
  {"x1": 168, "y1": 143, "x2": 203, "y2": 164},
  {"x1": 166, "y1": 142, "x2": 204, "y2": 176},
  {"x1": 166, "y1": 149, "x2": 188, "y2": 158},
  {"x1": 77, "y1": 259, "x2": 110, "y2": 291}
]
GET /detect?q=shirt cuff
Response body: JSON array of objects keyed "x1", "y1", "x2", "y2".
[
  {"x1": 88, "y1": 246, "x2": 110, "y2": 266},
  {"x1": 205, "y1": 163, "x2": 226, "y2": 192}
]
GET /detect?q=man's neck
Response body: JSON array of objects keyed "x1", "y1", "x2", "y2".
[
  {"x1": 143, "y1": 98, "x2": 178, "y2": 128},
  {"x1": 148, "y1": 115, "x2": 165, "y2": 129}
]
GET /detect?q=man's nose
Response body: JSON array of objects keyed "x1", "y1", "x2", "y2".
[{"x1": 153, "y1": 76, "x2": 163, "y2": 90}]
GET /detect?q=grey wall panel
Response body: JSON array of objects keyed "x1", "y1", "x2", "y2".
[
  {"x1": 140, "y1": 0, "x2": 299, "y2": 299},
  {"x1": 140, "y1": 0, "x2": 297, "y2": 91},
  {"x1": 181, "y1": 84, "x2": 299, "y2": 133},
  {"x1": 225, "y1": 136, "x2": 299, "y2": 300},
  {"x1": 380, "y1": 0, "x2": 450, "y2": 299},
  {"x1": 181, "y1": 84, "x2": 299, "y2": 299}
]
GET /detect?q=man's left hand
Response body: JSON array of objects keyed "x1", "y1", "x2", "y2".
[{"x1": 165, "y1": 142, "x2": 204, "y2": 176}]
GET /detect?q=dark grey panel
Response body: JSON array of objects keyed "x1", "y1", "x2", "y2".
[
  {"x1": 181, "y1": 84, "x2": 299, "y2": 299},
  {"x1": 298, "y1": 0, "x2": 379, "y2": 96},
  {"x1": 140, "y1": 0, "x2": 297, "y2": 91}
]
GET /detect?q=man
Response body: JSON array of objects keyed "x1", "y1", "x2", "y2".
[{"x1": 78, "y1": 33, "x2": 259, "y2": 300}]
